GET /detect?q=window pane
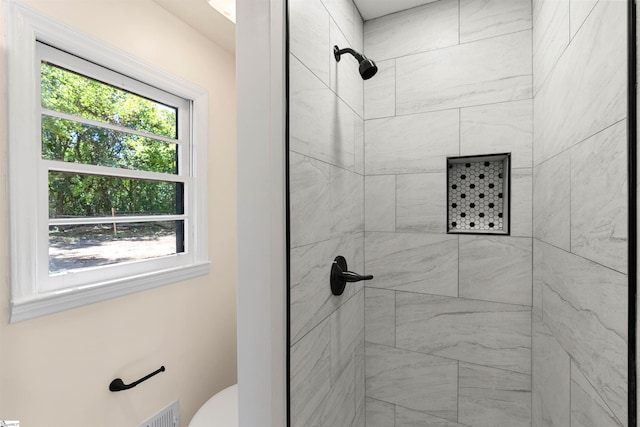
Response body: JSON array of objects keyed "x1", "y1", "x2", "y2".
[
  {"x1": 49, "y1": 172, "x2": 183, "y2": 218},
  {"x1": 42, "y1": 116, "x2": 178, "y2": 174},
  {"x1": 49, "y1": 221, "x2": 184, "y2": 274},
  {"x1": 41, "y1": 62, "x2": 177, "y2": 139}
]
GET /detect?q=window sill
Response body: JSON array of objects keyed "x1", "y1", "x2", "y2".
[{"x1": 10, "y1": 261, "x2": 211, "y2": 323}]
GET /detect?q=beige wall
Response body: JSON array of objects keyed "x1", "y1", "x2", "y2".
[{"x1": 0, "y1": 1, "x2": 237, "y2": 426}]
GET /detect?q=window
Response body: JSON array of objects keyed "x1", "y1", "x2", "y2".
[{"x1": 7, "y1": 2, "x2": 210, "y2": 322}]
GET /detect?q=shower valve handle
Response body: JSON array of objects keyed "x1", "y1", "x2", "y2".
[
  {"x1": 330, "y1": 256, "x2": 373, "y2": 296},
  {"x1": 339, "y1": 270, "x2": 374, "y2": 282}
]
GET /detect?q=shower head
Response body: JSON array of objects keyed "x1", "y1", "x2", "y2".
[{"x1": 333, "y1": 45, "x2": 378, "y2": 80}]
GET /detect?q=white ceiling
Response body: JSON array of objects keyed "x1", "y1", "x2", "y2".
[
  {"x1": 354, "y1": 0, "x2": 440, "y2": 20},
  {"x1": 152, "y1": 0, "x2": 235, "y2": 54}
]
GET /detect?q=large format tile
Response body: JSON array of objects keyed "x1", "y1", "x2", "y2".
[
  {"x1": 364, "y1": 232, "x2": 458, "y2": 296},
  {"x1": 365, "y1": 175, "x2": 395, "y2": 232},
  {"x1": 396, "y1": 406, "x2": 470, "y2": 427},
  {"x1": 330, "y1": 166, "x2": 364, "y2": 237},
  {"x1": 290, "y1": 320, "x2": 331, "y2": 427},
  {"x1": 357, "y1": 0, "x2": 440, "y2": 20},
  {"x1": 331, "y1": 18, "x2": 364, "y2": 118},
  {"x1": 460, "y1": 99, "x2": 533, "y2": 169},
  {"x1": 536, "y1": 0, "x2": 626, "y2": 163},
  {"x1": 331, "y1": 289, "x2": 364, "y2": 383},
  {"x1": 396, "y1": 30, "x2": 532, "y2": 115},
  {"x1": 290, "y1": 152, "x2": 331, "y2": 248},
  {"x1": 292, "y1": 298, "x2": 362, "y2": 427},
  {"x1": 321, "y1": 354, "x2": 357, "y2": 427},
  {"x1": 459, "y1": 235, "x2": 532, "y2": 306},
  {"x1": 355, "y1": 118, "x2": 364, "y2": 174},
  {"x1": 365, "y1": 110, "x2": 459, "y2": 175},
  {"x1": 355, "y1": 338, "x2": 365, "y2": 427},
  {"x1": 571, "y1": 360, "x2": 624, "y2": 427},
  {"x1": 365, "y1": 342, "x2": 458, "y2": 421},
  {"x1": 511, "y1": 168, "x2": 533, "y2": 237},
  {"x1": 571, "y1": 120, "x2": 627, "y2": 274},
  {"x1": 396, "y1": 293, "x2": 531, "y2": 374},
  {"x1": 290, "y1": 0, "x2": 330, "y2": 86},
  {"x1": 532, "y1": 240, "x2": 543, "y2": 319},
  {"x1": 532, "y1": 378, "x2": 542, "y2": 427},
  {"x1": 365, "y1": 287, "x2": 395, "y2": 346},
  {"x1": 533, "y1": 150, "x2": 570, "y2": 250},
  {"x1": 532, "y1": 314, "x2": 571, "y2": 427},
  {"x1": 459, "y1": 363, "x2": 531, "y2": 427},
  {"x1": 532, "y1": 0, "x2": 569, "y2": 94},
  {"x1": 364, "y1": 59, "x2": 395, "y2": 120},
  {"x1": 365, "y1": 398, "x2": 395, "y2": 427},
  {"x1": 364, "y1": 0, "x2": 459, "y2": 61},
  {"x1": 570, "y1": 0, "x2": 598, "y2": 39},
  {"x1": 460, "y1": 0, "x2": 532, "y2": 43},
  {"x1": 322, "y1": 0, "x2": 358, "y2": 47},
  {"x1": 352, "y1": 3, "x2": 363, "y2": 52},
  {"x1": 533, "y1": 85, "x2": 544, "y2": 163},
  {"x1": 353, "y1": 403, "x2": 365, "y2": 427},
  {"x1": 538, "y1": 241, "x2": 628, "y2": 424},
  {"x1": 290, "y1": 233, "x2": 363, "y2": 344},
  {"x1": 396, "y1": 173, "x2": 447, "y2": 233},
  {"x1": 290, "y1": 55, "x2": 356, "y2": 171}
]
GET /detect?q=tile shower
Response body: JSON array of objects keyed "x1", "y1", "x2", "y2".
[{"x1": 289, "y1": 0, "x2": 630, "y2": 426}]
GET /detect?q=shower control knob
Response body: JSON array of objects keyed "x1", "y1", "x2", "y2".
[{"x1": 330, "y1": 256, "x2": 373, "y2": 296}]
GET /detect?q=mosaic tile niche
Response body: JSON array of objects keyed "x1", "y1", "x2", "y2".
[{"x1": 447, "y1": 154, "x2": 510, "y2": 234}]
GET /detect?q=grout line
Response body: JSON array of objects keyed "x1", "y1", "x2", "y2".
[
  {"x1": 568, "y1": 0, "x2": 572, "y2": 42},
  {"x1": 533, "y1": 118, "x2": 627, "y2": 169},
  {"x1": 290, "y1": 50, "x2": 365, "y2": 121},
  {"x1": 458, "y1": 107, "x2": 462, "y2": 155},
  {"x1": 533, "y1": 0, "x2": 601, "y2": 98},
  {"x1": 569, "y1": 0, "x2": 601, "y2": 44},
  {"x1": 289, "y1": 148, "x2": 363, "y2": 177},
  {"x1": 393, "y1": 401, "x2": 396, "y2": 427},
  {"x1": 392, "y1": 286, "x2": 534, "y2": 309},
  {"x1": 366, "y1": 97, "x2": 533, "y2": 123},
  {"x1": 393, "y1": 401, "x2": 474, "y2": 427},
  {"x1": 379, "y1": 27, "x2": 532, "y2": 64},
  {"x1": 458, "y1": 0, "x2": 461, "y2": 45},
  {"x1": 569, "y1": 147, "x2": 572, "y2": 253},
  {"x1": 457, "y1": 234, "x2": 461, "y2": 298},
  {"x1": 394, "y1": 289, "x2": 397, "y2": 348},
  {"x1": 569, "y1": 356, "x2": 572, "y2": 427},
  {"x1": 367, "y1": 340, "x2": 531, "y2": 377},
  {"x1": 457, "y1": 361, "x2": 460, "y2": 422},
  {"x1": 363, "y1": 169, "x2": 367, "y2": 232},
  {"x1": 533, "y1": 236, "x2": 628, "y2": 276},
  {"x1": 290, "y1": 230, "x2": 365, "y2": 251},
  {"x1": 364, "y1": 170, "x2": 449, "y2": 177},
  {"x1": 537, "y1": 293, "x2": 625, "y2": 427},
  {"x1": 394, "y1": 174, "x2": 398, "y2": 232},
  {"x1": 290, "y1": 274, "x2": 365, "y2": 347},
  {"x1": 394, "y1": 58, "x2": 398, "y2": 117}
]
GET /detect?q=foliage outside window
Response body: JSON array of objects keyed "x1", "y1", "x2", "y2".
[
  {"x1": 41, "y1": 54, "x2": 186, "y2": 274},
  {"x1": 7, "y1": 2, "x2": 210, "y2": 322}
]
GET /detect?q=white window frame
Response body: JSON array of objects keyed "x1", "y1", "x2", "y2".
[{"x1": 6, "y1": 0, "x2": 210, "y2": 323}]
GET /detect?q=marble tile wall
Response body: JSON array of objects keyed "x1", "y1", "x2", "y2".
[
  {"x1": 532, "y1": 1, "x2": 629, "y2": 427},
  {"x1": 362, "y1": 1, "x2": 533, "y2": 426},
  {"x1": 289, "y1": 0, "x2": 365, "y2": 426},
  {"x1": 291, "y1": 0, "x2": 629, "y2": 426}
]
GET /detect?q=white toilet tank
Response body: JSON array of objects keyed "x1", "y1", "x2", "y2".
[{"x1": 189, "y1": 384, "x2": 238, "y2": 427}]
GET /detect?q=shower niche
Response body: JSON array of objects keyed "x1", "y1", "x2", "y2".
[{"x1": 447, "y1": 153, "x2": 511, "y2": 235}]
